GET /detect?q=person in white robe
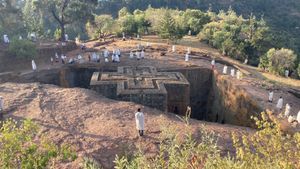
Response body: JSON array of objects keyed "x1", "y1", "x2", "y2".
[
  {"x1": 135, "y1": 108, "x2": 145, "y2": 136},
  {"x1": 288, "y1": 115, "x2": 297, "y2": 123},
  {"x1": 19, "y1": 36, "x2": 23, "y2": 40},
  {"x1": 185, "y1": 53, "x2": 189, "y2": 62},
  {"x1": 244, "y1": 58, "x2": 248, "y2": 64},
  {"x1": 105, "y1": 58, "x2": 109, "y2": 63},
  {"x1": 172, "y1": 45, "x2": 176, "y2": 52},
  {"x1": 32, "y1": 60, "x2": 37, "y2": 71},
  {"x1": 129, "y1": 51, "x2": 134, "y2": 59},
  {"x1": 211, "y1": 59, "x2": 215, "y2": 69},
  {"x1": 3, "y1": 35, "x2": 9, "y2": 43},
  {"x1": 284, "y1": 103, "x2": 291, "y2": 117},
  {"x1": 141, "y1": 50, "x2": 145, "y2": 59},
  {"x1": 285, "y1": 70, "x2": 289, "y2": 78},
  {"x1": 50, "y1": 57, "x2": 54, "y2": 65},
  {"x1": 136, "y1": 51, "x2": 141, "y2": 60},
  {"x1": 114, "y1": 54, "x2": 120, "y2": 62},
  {"x1": 276, "y1": 96, "x2": 283, "y2": 110},
  {"x1": 268, "y1": 91, "x2": 274, "y2": 103},
  {"x1": 65, "y1": 34, "x2": 69, "y2": 41},
  {"x1": 230, "y1": 69, "x2": 235, "y2": 77},
  {"x1": 223, "y1": 65, "x2": 228, "y2": 74},
  {"x1": 297, "y1": 111, "x2": 300, "y2": 123}
]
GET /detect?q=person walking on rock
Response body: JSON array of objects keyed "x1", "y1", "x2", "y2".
[{"x1": 135, "y1": 108, "x2": 145, "y2": 137}]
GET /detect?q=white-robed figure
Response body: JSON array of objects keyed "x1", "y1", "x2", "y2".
[
  {"x1": 32, "y1": 60, "x2": 37, "y2": 71},
  {"x1": 3, "y1": 34, "x2": 9, "y2": 43},
  {"x1": 211, "y1": 59, "x2": 215, "y2": 69},
  {"x1": 284, "y1": 103, "x2": 291, "y2": 117},
  {"x1": 244, "y1": 58, "x2": 248, "y2": 65},
  {"x1": 185, "y1": 53, "x2": 189, "y2": 62},
  {"x1": 141, "y1": 50, "x2": 145, "y2": 59},
  {"x1": 276, "y1": 96, "x2": 283, "y2": 110},
  {"x1": 268, "y1": 91, "x2": 274, "y2": 102},
  {"x1": 129, "y1": 51, "x2": 134, "y2": 59},
  {"x1": 297, "y1": 111, "x2": 300, "y2": 123},
  {"x1": 172, "y1": 45, "x2": 176, "y2": 52},
  {"x1": 104, "y1": 49, "x2": 109, "y2": 58},
  {"x1": 223, "y1": 65, "x2": 228, "y2": 74},
  {"x1": 114, "y1": 54, "x2": 120, "y2": 62},
  {"x1": 285, "y1": 70, "x2": 289, "y2": 78},
  {"x1": 65, "y1": 34, "x2": 69, "y2": 41},
  {"x1": 135, "y1": 108, "x2": 145, "y2": 136},
  {"x1": 19, "y1": 36, "x2": 23, "y2": 40},
  {"x1": 230, "y1": 69, "x2": 235, "y2": 77},
  {"x1": 105, "y1": 58, "x2": 109, "y2": 63},
  {"x1": 136, "y1": 51, "x2": 141, "y2": 60}
]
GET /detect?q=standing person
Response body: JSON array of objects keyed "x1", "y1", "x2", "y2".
[
  {"x1": 268, "y1": 90, "x2": 274, "y2": 103},
  {"x1": 297, "y1": 110, "x2": 300, "y2": 123},
  {"x1": 185, "y1": 53, "x2": 189, "y2": 62},
  {"x1": 223, "y1": 65, "x2": 228, "y2": 74},
  {"x1": 211, "y1": 59, "x2": 215, "y2": 69},
  {"x1": 284, "y1": 103, "x2": 291, "y2": 117},
  {"x1": 0, "y1": 96, "x2": 3, "y2": 118},
  {"x1": 135, "y1": 108, "x2": 145, "y2": 137},
  {"x1": 276, "y1": 96, "x2": 284, "y2": 111},
  {"x1": 50, "y1": 57, "x2": 54, "y2": 65},
  {"x1": 32, "y1": 60, "x2": 37, "y2": 71}
]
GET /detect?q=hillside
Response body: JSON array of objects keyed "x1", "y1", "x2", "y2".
[{"x1": 96, "y1": 0, "x2": 300, "y2": 53}]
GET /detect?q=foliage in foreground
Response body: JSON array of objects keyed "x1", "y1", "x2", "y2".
[
  {"x1": 0, "y1": 119, "x2": 77, "y2": 169},
  {"x1": 8, "y1": 38, "x2": 37, "y2": 59},
  {"x1": 114, "y1": 111, "x2": 300, "y2": 169}
]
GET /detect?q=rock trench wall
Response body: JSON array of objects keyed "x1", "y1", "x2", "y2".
[{"x1": 0, "y1": 66, "x2": 263, "y2": 127}]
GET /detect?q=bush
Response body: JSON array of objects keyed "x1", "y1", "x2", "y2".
[
  {"x1": 8, "y1": 38, "x2": 37, "y2": 59},
  {"x1": 0, "y1": 119, "x2": 77, "y2": 168},
  {"x1": 54, "y1": 28, "x2": 62, "y2": 41},
  {"x1": 266, "y1": 48, "x2": 297, "y2": 76},
  {"x1": 114, "y1": 111, "x2": 300, "y2": 169}
]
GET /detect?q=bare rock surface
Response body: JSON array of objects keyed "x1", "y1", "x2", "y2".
[{"x1": 0, "y1": 82, "x2": 252, "y2": 168}]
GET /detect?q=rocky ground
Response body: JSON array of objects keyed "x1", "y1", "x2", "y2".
[{"x1": 0, "y1": 83, "x2": 252, "y2": 168}]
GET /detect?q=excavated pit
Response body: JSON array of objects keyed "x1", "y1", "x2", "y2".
[{"x1": 2, "y1": 65, "x2": 262, "y2": 127}]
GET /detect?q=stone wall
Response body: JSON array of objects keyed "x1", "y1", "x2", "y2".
[
  {"x1": 207, "y1": 70, "x2": 263, "y2": 127},
  {"x1": 161, "y1": 67, "x2": 212, "y2": 119}
]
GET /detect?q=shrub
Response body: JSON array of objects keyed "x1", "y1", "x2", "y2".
[
  {"x1": 8, "y1": 38, "x2": 37, "y2": 59},
  {"x1": 266, "y1": 48, "x2": 297, "y2": 76},
  {"x1": 0, "y1": 118, "x2": 77, "y2": 168},
  {"x1": 54, "y1": 28, "x2": 62, "y2": 41},
  {"x1": 114, "y1": 111, "x2": 300, "y2": 169}
]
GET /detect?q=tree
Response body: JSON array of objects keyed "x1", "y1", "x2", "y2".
[
  {"x1": 22, "y1": 0, "x2": 45, "y2": 36},
  {"x1": 49, "y1": 0, "x2": 97, "y2": 41},
  {"x1": 183, "y1": 9, "x2": 211, "y2": 35},
  {"x1": 266, "y1": 48, "x2": 297, "y2": 76},
  {"x1": 86, "y1": 15, "x2": 116, "y2": 39},
  {"x1": 158, "y1": 10, "x2": 184, "y2": 42}
]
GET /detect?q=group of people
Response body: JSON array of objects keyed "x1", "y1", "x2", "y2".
[
  {"x1": 268, "y1": 91, "x2": 300, "y2": 124},
  {"x1": 222, "y1": 65, "x2": 242, "y2": 79},
  {"x1": 3, "y1": 33, "x2": 38, "y2": 44}
]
